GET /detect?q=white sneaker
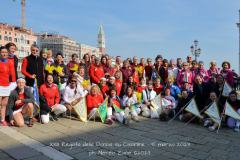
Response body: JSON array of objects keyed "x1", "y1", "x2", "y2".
[
  {"x1": 208, "y1": 126, "x2": 216, "y2": 132},
  {"x1": 204, "y1": 120, "x2": 210, "y2": 127},
  {"x1": 179, "y1": 114, "x2": 183, "y2": 121}
]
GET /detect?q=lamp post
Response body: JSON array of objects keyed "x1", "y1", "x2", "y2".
[
  {"x1": 190, "y1": 40, "x2": 201, "y2": 62},
  {"x1": 237, "y1": 9, "x2": 240, "y2": 74}
]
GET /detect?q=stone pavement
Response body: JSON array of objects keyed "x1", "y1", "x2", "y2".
[{"x1": 0, "y1": 117, "x2": 240, "y2": 160}]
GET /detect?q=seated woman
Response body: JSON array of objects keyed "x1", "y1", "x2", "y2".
[
  {"x1": 39, "y1": 74, "x2": 67, "y2": 123},
  {"x1": 108, "y1": 88, "x2": 129, "y2": 124},
  {"x1": 177, "y1": 90, "x2": 194, "y2": 122},
  {"x1": 127, "y1": 76, "x2": 136, "y2": 91},
  {"x1": 141, "y1": 80, "x2": 157, "y2": 118},
  {"x1": 160, "y1": 88, "x2": 176, "y2": 121},
  {"x1": 107, "y1": 76, "x2": 116, "y2": 93},
  {"x1": 86, "y1": 85, "x2": 105, "y2": 120},
  {"x1": 203, "y1": 91, "x2": 221, "y2": 131},
  {"x1": 73, "y1": 66, "x2": 91, "y2": 91},
  {"x1": 7, "y1": 78, "x2": 35, "y2": 127},
  {"x1": 136, "y1": 77, "x2": 147, "y2": 93},
  {"x1": 135, "y1": 77, "x2": 147, "y2": 104},
  {"x1": 63, "y1": 77, "x2": 88, "y2": 115},
  {"x1": 99, "y1": 77, "x2": 109, "y2": 98},
  {"x1": 122, "y1": 86, "x2": 140, "y2": 122},
  {"x1": 226, "y1": 91, "x2": 240, "y2": 132},
  {"x1": 153, "y1": 78, "x2": 163, "y2": 95}
]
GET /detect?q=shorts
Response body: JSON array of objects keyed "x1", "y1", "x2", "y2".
[
  {"x1": 13, "y1": 104, "x2": 27, "y2": 115},
  {"x1": 0, "y1": 85, "x2": 12, "y2": 96}
]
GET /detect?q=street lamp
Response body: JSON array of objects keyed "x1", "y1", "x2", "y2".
[{"x1": 190, "y1": 40, "x2": 201, "y2": 61}]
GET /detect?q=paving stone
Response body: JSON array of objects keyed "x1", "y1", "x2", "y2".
[
  {"x1": 3, "y1": 144, "x2": 42, "y2": 160},
  {"x1": 23, "y1": 154, "x2": 52, "y2": 160}
]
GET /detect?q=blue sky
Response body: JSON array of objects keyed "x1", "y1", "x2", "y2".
[{"x1": 0, "y1": 0, "x2": 239, "y2": 71}]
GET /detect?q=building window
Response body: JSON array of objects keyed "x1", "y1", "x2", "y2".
[
  {"x1": 14, "y1": 38, "x2": 17, "y2": 43},
  {"x1": 9, "y1": 37, "x2": 12, "y2": 42},
  {"x1": 0, "y1": 35, "x2": 1, "y2": 40},
  {"x1": 27, "y1": 40, "x2": 30, "y2": 44},
  {"x1": 4, "y1": 36, "x2": 8, "y2": 41}
]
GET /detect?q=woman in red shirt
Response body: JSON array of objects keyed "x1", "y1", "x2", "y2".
[
  {"x1": 89, "y1": 57, "x2": 105, "y2": 84},
  {"x1": 6, "y1": 42, "x2": 18, "y2": 91},
  {"x1": 0, "y1": 46, "x2": 16, "y2": 126},
  {"x1": 108, "y1": 88, "x2": 128, "y2": 124},
  {"x1": 114, "y1": 70, "x2": 122, "y2": 96},
  {"x1": 86, "y1": 85, "x2": 104, "y2": 119},
  {"x1": 39, "y1": 74, "x2": 67, "y2": 123}
]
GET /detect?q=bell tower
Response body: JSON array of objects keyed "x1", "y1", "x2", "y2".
[{"x1": 98, "y1": 24, "x2": 105, "y2": 54}]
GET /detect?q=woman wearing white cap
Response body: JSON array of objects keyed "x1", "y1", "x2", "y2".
[{"x1": 7, "y1": 78, "x2": 35, "y2": 127}]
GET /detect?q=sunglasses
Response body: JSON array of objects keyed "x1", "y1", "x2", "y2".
[{"x1": 71, "y1": 80, "x2": 77, "y2": 83}]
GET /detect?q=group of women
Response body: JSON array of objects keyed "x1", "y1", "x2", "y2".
[{"x1": 0, "y1": 42, "x2": 239, "y2": 133}]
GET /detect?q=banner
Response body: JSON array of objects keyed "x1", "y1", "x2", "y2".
[
  {"x1": 184, "y1": 98, "x2": 203, "y2": 118},
  {"x1": 33, "y1": 79, "x2": 40, "y2": 107},
  {"x1": 224, "y1": 101, "x2": 240, "y2": 120},
  {"x1": 151, "y1": 69, "x2": 160, "y2": 81},
  {"x1": 113, "y1": 103, "x2": 124, "y2": 113},
  {"x1": 72, "y1": 97, "x2": 88, "y2": 122},
  {"x1": 97, "y1": 98, "x2": 108, "y2": 123},
  {"x1": 150, "y1": 94, "x2": 162, "y2": 118},
  {"x1": 222, "y1": 81, "x2": 232, "y2": 97},
  {"x1": 204, "y1": 102, "x2": 221, "y2": 124},
  {"x1": 135, "y1": 92, "x2": 143, "y2": 104}
]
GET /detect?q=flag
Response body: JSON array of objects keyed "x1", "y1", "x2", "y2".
[
  {"x1": 151, "y1": 94, "x2": 162, "y2": 111},
  {"x1": 204, "y1": 102, "x2": 221, "y2": 124},
  {"x1": 150, "y1": 94, "x2": 162, "y2": 118},
  {"x1": 33, "y1": 79, "x2": 40, "y2": 108},
  {"x1": 73, "y1": 97, "x2": 88, "y2": 122},
  {"x1": 113, "y1": 104, "x2": 123, "y2": 113},
  {"x1": 135, "y1": 92, "x2": 143, "y2": 104},
  {"x1": 184, "y1": 98, "x2": 203, "y2": 118},
  {"x1": 151, "y1": 69, "x2": 159, "y2": 81},
  {"x1": 97, "y1": 98, "x2": 108, "y2": 123},
  {"x1": 224, "y1": 101, "x2": 240, "y2": 120},
  {"x1": 222, "y1": 81, "x2": 232, "y2": 97}
]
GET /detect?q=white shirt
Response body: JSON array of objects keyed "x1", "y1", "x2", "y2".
[
  {"x1": 122, "y1": 94, "x2": 138, "y2": 107},
  {"x1": 168, "y1": 67, "x2": 179, "y2": 79},
  {"x1": 142, "y1": 89, "x2": 157, "y2": 102},
  {"x1": 63, "y1": 85, "x2": 88, "y2": 104}
]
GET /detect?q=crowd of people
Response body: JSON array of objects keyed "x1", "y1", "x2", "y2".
[{"x1": 0, "y1": 42, "x2": 240, "y2": 133}]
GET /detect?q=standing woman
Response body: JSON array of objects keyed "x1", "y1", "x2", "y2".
[
  {"x1": 40, "y1": 48, "x2": 48, "y2": 67},
  {"x1": 5, "y1": 42, "x2": 18, "y2": 91},
  {"x1": 52, "y1": 52, "x2": 68, "y2": 94},
  {"x1": 21, "y1": 44, "x2": 44, "y2": 88},
  {"x1": 0, "y1": 46, "x2": 16, "y2": 126},
  {"x1": 80, "y1": 53, "x2": 91, "y2": 80},
  {"x1": 220, "y1": 61, "x2": 234, "y2": 87}
]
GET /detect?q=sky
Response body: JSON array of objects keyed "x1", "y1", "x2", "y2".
[{"x1": 0, "y1": 0, "x2": 239, "y2": 71}]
